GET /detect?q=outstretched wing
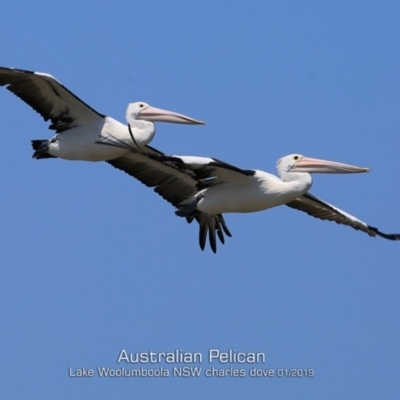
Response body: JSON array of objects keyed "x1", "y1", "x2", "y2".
[
  {"x1": 287, "y1": 192, "x2": 400, "y2": 240},
  {"x1": 0, "y1": 66, "x2": 105, "y2": 132},
  {"x1": 107, "y1": 150, "x2": 199, "y2": 207},
  {"x1": 107, "y1": 151, "x2": 251, "y2": 252}
]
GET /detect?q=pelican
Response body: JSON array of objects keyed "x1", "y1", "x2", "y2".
[
  {"x1": 0, "y1": 66, "x2": 204, "y2": 161},
  {"x1": 106, "y1": 151, "x2": 400, "y2": 252}
]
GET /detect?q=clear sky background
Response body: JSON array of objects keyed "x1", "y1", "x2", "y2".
[{"x1": 1, "y1": 1, "x2": 399, "y2": 399}]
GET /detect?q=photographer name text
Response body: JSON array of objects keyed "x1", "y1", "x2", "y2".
[{"x1": 68, "y1": 348, "x2": 315, "y2": 379}]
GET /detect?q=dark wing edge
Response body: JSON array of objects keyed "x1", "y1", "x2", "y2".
[
  {"x1": 0, "y1": 66, "x2": 105, "y2": 132},
  {"x1": 287, "y1": 192, "x2": 400, "y2": 240},
  {"x1": 203, "y1": 157, "x2": 255, "y2": 178},
  {"x1": 153, "y1": 154, "x2": 256, "y2": 190}
]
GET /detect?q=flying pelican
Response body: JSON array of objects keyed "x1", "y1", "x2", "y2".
[
  {"x1": 106, "y1": 150, "x2": 400, "y2": 252},
  {"x1": 0, "y1": 66, "x2": 204, "y2": 161}
]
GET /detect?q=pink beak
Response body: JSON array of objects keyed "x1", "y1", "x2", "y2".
[
  {"x1": 138, "y1": 106, "x2": 204, "y2": 125},
  {"x1": 292, "y1": 156, "x2": 369, "y2": 174}
]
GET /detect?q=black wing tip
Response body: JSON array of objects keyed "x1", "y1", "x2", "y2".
[{"x1": 368, "y1": 226, "x2": 400, "y2": 241}]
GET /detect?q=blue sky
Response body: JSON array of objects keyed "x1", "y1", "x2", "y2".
[{"x1": 1, "y1": 1, "x2": 400, "y2": 399}]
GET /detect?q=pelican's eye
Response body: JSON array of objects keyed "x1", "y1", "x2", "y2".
[
  {"x1": 293, "y1": 155, "x2": 299, "y2": 161},
  {"x1": 139, "y1": 104, "x2": 144, "y2": 108}
]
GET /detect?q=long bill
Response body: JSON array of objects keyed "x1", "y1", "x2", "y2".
[
  {"x1": 291, "y1": 156, "x2": 370, "y2": 174},
  {"x1": 138, "y1": 106, "x2": 205, "y2": 125}
]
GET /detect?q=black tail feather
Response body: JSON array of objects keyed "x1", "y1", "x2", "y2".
[{"x1": 31, "y1": 140, "x2": 56, "y2": 159}]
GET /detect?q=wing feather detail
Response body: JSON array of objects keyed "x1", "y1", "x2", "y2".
[
  {"x1": 0, "y1": 66, "x2": 105, "y2": 132},
  {"x1": 107, "y1": 150, "x2": 235, "y2": 252},
  {"x1": 287, "y1": 192, "x2": 400, "y2": 240}
]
